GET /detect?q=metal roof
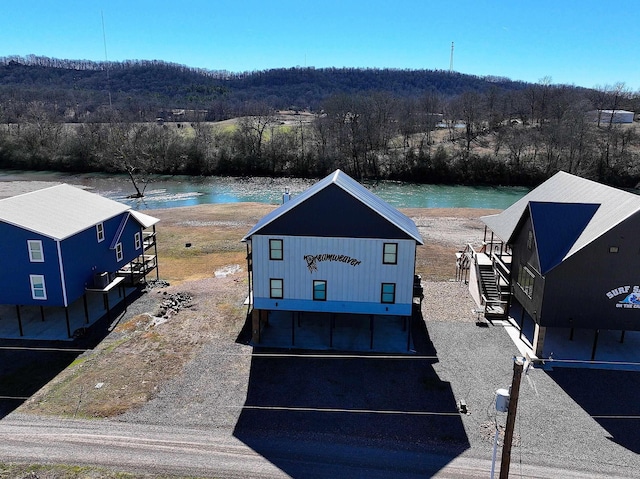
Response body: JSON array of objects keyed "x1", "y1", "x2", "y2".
[
  {"x1": 482, "y1": 171, "x2": 640, "y2": 263},
  {"x1": 528, "y1": 201, "x2": 600, "y2": 274},
  {"x1": 0, "y1": 184, "x2": 158, "y2": 240},
  {"x1": 130, "y1": 209, "x2": 160, "y2": 229},
  {"x1": 243, "y1": 169, "x2": 424, "y2": 244}
]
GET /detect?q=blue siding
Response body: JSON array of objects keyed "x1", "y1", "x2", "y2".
[
  {"x1": 0, "y1": 212, "x2": 145, "y2": 307},
  {"x1": 254, "y1": 297, "x2": 413, "y2": 316},
  {"x1": 60, "y1": 213, "x2": 143, "y2": 303},
  {"x1": 0, "y1": 221, "x2": 64, "y2": 306}
]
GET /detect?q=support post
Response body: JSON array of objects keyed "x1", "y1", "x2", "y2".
[
  {"x1": 518, "y1": 305, "x2": 525, "y2": 339},
  {"x1": 251, "y1": 309, "x2": 260, "y2": 344},
  {"x1": 153, "y1": 225, "x2": 160, "y2": 281},
  {"x1": 65, "y1": 307, "x2": 71, "y2": 338},
  {"x1": 406, "y1": 315, "x2": 412, "y2": 351},
  {"x1": 16, "y1": 305, "x2": 23, "y2": 337},
  {"x1": 620, "y1": 330, "x2": 626, "y2": 343},
  {"x1": 591, "y1": 329, "x2": 599, "y2": 361},
  {"x1": 330, "y1": 313, "x2": 334, "y2": 347},
  {"x1": 369, "y1": 315, "x2": 374, "y2": 350},
  {"x1": 105, "y1": 292, "x2": 111, "y2": 320},
  {"x1": 83, "y1": 294, "x2": 89, "y2": 324},
  {"x1": 291, "y1": 311, "x2": 295, "y2": 346},
  {"x1": 499, "y1": 357, "x2": 524, "y2": 479},
  {"x1": 40, "y1": 306, "x2": 45, "y2": 322},
  {"x1": 533, "y1": 322, "x2": 546, "y2": 357}
]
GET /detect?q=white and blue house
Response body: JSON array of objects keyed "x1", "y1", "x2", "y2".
[
  {"x1": 0, "y1": 184, "x2": 159, "y2": 337},
  {"x1": 242, "y1": 170, "x2": 424, "y2": 349}
]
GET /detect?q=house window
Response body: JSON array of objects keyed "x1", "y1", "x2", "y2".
[
  {"x1": 27, "y1": 240, "x2": 44, "y2": 262},
  {"x1": 383, "y1": 243, "x2": 398, "y2": 265},
  {"x1": 135, "y1": 232, "x2": 142, "y2": 250},
  {"x1": 381, "y1": 283, "x2": 396, "y2": 304},
  {"x1": 527, "y1": 230, "x2": 533, "y2": 250},
  {"x1": 269, "y1": 239, "x2": 283, "y2": 260},
  {"x1": 96, "y1": 223, "x2": 105, "y2": 242},
  {"x1": 270, "y1": 278, "x2": 284, "y2": 299},
  {"x1": 517, "y1": 264, "x2": 535, "y2": 299},
  {"x1": 313, "y1": 280, "x2": 327, "y2": 301},
  {"x1": 116, "y1": 242, "x2": 123, "y2": 262},
  {"x1": 30, "y1": 274, "x2": 47, "y2": 300}
]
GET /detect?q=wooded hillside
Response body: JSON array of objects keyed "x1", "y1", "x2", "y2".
[{"x1": 0, "y1": 55, "x2": 639, "y2": 187}]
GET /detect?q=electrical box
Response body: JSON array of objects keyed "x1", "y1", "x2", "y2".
[{"x1": 495, "y1": 388, "x2": 510, "y2": 412}]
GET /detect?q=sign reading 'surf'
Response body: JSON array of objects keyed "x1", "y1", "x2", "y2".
[{"x1": 606, "y1": 285, "x2": 640, "y2": 308}]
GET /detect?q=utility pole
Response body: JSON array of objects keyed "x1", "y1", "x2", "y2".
[{"x1": 499, "y1": 357, "x2": 524, "y2": 479}]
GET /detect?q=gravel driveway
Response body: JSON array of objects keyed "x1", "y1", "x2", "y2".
[{"x1": 114, "y1": 280, "x2": 640, "y2": 478}]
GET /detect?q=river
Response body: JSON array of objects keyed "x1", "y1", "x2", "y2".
[{"x1": 0, "y1": 170, "x2": 529, "y2": 210}]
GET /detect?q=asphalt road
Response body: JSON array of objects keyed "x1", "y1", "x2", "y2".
[{"x1": 0, "y1": 413, "x2": 636, "y2": 479}]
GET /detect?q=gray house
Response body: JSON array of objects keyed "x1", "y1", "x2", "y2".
[
  {"x1": 472, "y1": 171, "x2": 640, "y2": 357},
  {"x1": 243, "y1": 169, "x2": 424, "y2": 350}
]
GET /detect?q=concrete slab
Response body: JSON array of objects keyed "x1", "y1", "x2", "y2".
[
  {"x1": 500, "y1": 315, "x2": 640, "y2": 372},
  {"x1": 257, "y1": 310, "x2": 413, "y2": 353},
  {"x1": 0, "y1": 286, "x2": 136, "y2": 341}
]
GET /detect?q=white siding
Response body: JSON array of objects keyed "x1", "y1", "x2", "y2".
[{"x1": 252, "y1": 234, "x2": 416, "y2": 306}]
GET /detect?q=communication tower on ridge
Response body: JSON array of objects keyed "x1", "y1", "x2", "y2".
[{"x1": 449, "y1": 41, "x2": 454, "y2": 72}]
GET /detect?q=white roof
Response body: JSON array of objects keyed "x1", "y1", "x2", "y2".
[
  {"x1": 0, "y1": 184, "x2": 157, "y2": 240},
  {"x1": 130, "y1": 209, "x2": 160, "y2": 228},
  {"x1": 482, "y1": 171, "x2": 640, "y2": 260},
  {"x1": 243, "y1": 169, "x2": 423, "y2": 244}
]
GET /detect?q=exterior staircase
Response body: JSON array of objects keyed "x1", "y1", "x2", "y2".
[
  {"x1": 457, "y1": 243, "x2": 510, "y2": 320},
  {"x1": 478, "y1": 264, "x2": 506, "y2": 319}
]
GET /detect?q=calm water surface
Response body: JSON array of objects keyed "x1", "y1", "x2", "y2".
[{"x1": 0, "y1": 170, "x2": 529, "y2": 210}]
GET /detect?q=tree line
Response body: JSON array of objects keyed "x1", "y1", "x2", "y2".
[{"x1": 0, "y1": 58, "x2": 639, "y2": 188}]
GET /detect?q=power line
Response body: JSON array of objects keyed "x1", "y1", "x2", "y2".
[
  {"x1": 0, "y1": 348, "x2": 434, "y2": 358},
  {"x1": 0, "y1": 346, "x2": 88, "y2": 353},
  {"x1": 224, "y1": 405, "x2": 461, "y2": 416},
  {"x1": 540, "y1": 358, "x2": 640, "y2": 367}
]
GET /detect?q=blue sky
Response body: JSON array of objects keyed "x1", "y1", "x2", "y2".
[{"x1": 2, "y1": 1, "x2": 639, "y2": 90}]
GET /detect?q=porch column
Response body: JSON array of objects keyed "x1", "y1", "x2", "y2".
[
  {"x1": 251, "y1": 309, "x2": 260, "y2": 344},
  {"x1": 65, "y1": 307, "x2": 71, "y2": 338},
  {"x1": 533, "y1": 323, "x2": 546, "y2": 357},
  {"x1": 369, "y1": 315, "x2": 374, "y2": 350},
  {"x1": 83, "y1": 294, "x2": 89, "y2": 324},
  {"x1": 291, "y1": 312, "x2": 295, "y2": 346},
  {"x1": 16, "y1": 305, "x2": 23, "y2": 337}
]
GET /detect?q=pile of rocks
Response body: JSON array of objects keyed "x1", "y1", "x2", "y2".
[
  {"x1": 154, "y1": 291, "x2": 193, "y2": 318},
  {"x1": 145, "y1": 279, "x2": 171, "y2": 290}
]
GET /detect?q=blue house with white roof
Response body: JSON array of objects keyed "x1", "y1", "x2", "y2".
[
  {"x1": 243, "y1": 170, "x2": 424, "y2": 348},
  {"x1": 0, "y1": 184, "x2": 159, "y2": 337}
]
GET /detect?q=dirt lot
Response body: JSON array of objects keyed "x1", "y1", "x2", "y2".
[{"x1": 14, "y1": 203, "x2": 495, "y2": 419}]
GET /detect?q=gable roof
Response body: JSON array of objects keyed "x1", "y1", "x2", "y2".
[
  {"x1": 482, "y1": 171, "x2": 640, "y2": 264},
  {"x1": 528, "y1": 202, "x2": 600, "y2": 274},
  {"x1": 0, "y1": 184, "x2": 158, "y2": 241},
  {"x1": 242, "y1": 170, "x2": 423, "y2": 244}
]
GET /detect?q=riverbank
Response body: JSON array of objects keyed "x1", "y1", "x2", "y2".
[{"x1": 0, "y1": 170, "x2": 529, "y2": 209}]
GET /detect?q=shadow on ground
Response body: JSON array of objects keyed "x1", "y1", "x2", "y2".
[
  {"x1": 547, "y1": 368, "x2": 640, "y2": 454},
  {"x1": 233, "y1": 310, "x2": 470, "y2": 478},
  {"x1": 0, "y1": 287, "x2": 144, "y2": 419}
]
